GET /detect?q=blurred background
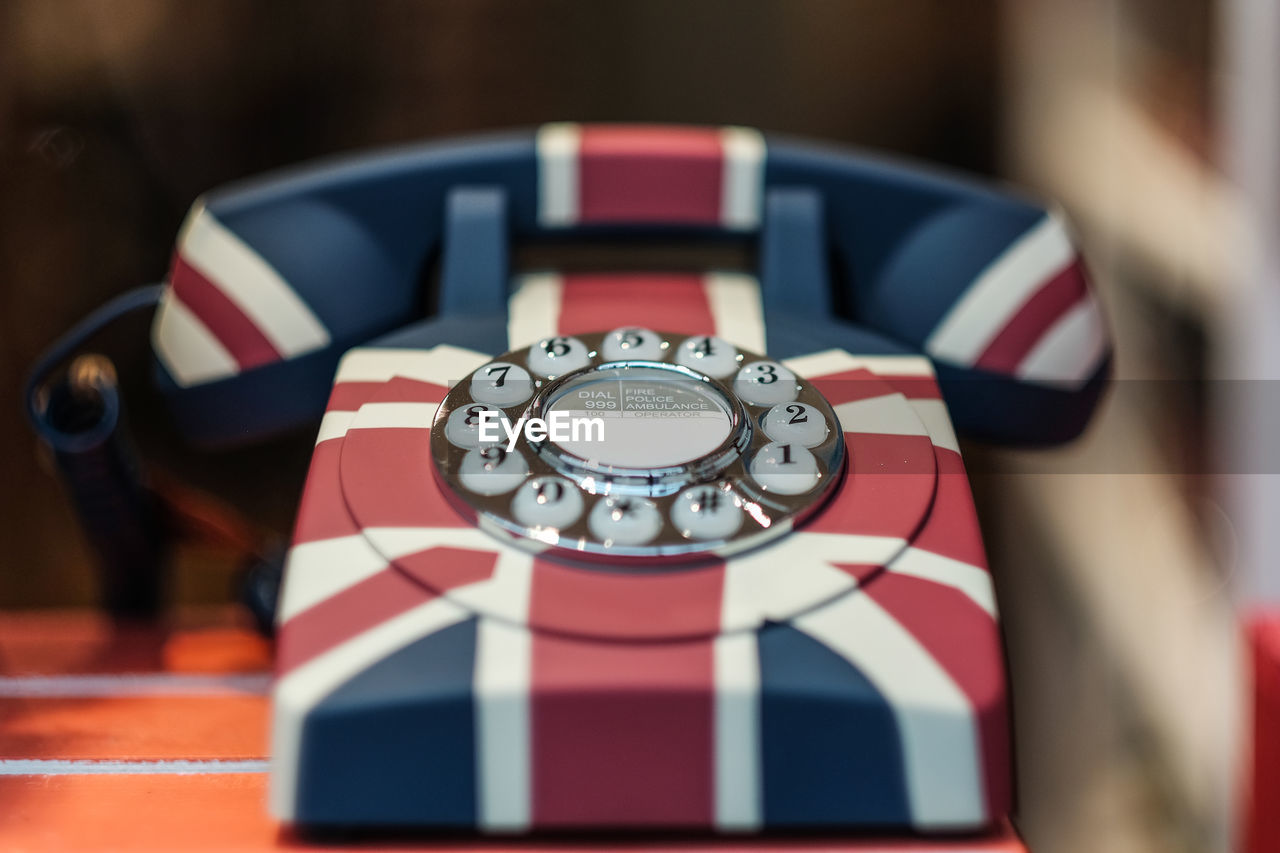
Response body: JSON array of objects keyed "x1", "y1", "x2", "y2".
[{"x1": 0, "y1": 1, "x2": 1262, "y2": 851}]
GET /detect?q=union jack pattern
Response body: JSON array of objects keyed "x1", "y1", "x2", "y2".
[{"x1": 271, "y1": 273, "x2": 1009, "y2": 832}]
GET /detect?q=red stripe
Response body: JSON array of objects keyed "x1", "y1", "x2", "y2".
[
  {"x1": 975, "y1": 258, "x2": 1088, "y2": 373},
  {"x1": 530, "y1": 632, "x2": 715, "y2": 826},
  {"x1": 556, "y1": 272, "x2": 716, "y2": 337},
  {"x1": 805, "y1": 432, "x2": 937, "y2": 540},
  {"x1": 392, "y1": 546, "x2": 498, "y2": 597},
  {"x1": 882, "y1": 375, "x2": 944, "y2": 400},
  {"x1": 528, "y1": 558, "x2": 725, "y2": 641},
  {"x1": 339, "y1": 427, "x2": 470, "y2": 529},
  {"x1": 911, "y1": 448, "x2": 988, "y2": 569},
  {"x1": 860, "y1": 572, "x2": 1010, "y2": 821},
  {"x1": 578, "y1": 125, "x2": 723, "y2": 225},
  {"x1": 275, "y1": 569, "x2": 422, "y2": 675},
  {"x1": 291, "y1": 439, "x2": 360, "y2": 544},
  {"x1": 328, "y1": 377, "x2": 447, "y2": 412},
  {"x1": 809, "y1": 369, "x2": 898, "y2": 407},
  {"x1": 168, "y1": 254, "x2": 281, "y2": 370}
]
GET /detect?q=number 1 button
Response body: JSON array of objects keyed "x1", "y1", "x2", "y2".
[
  {"x1": 750, "y1": 442, "x2": 820, "y2": 494},
  {"x1": 470, "y1": 362, "x2": 532, "y2": 406}
]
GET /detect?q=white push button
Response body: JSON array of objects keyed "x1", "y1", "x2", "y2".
[
  {"x1": 671, "y1": 485, "x2": 743, "y2": 540},
  {"x1": 588, "y1": 496, "x2": 662, "y2": 546},
  {"x1": 734, "y1": 360, "x2": 798, "y2": 406},
  {"x1": 445, "y1": 404, "x2": 511, "y2": 449},
  {"x1": 459, "y1": 446, "x2": 529, "y2": 495},
  {"x1": 675, "y1": 335, "x2": 738, "y2": 378},
  {"x1": 762, "y1": 402, "x2": 829, "y2": 447},
  {"x1": 512, "y1": 476, "x2": 584, "y2": 530},
  {"x1": 528, "y1": 336, "x2": 591, "y2": 377},
  {"x1": 602, "y1": 327, "x2": 664, "y2": 361},
  {"x1": 749, "y1": 442, "x2": 821, "y2": 495},
  {"x1": 470, "y1": 362, "x2": 533, "y2": 406}
]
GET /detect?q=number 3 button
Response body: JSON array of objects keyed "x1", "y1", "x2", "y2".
[
  {"x1": 762, "y1": 402, "x2": 829, "y2": 447},
  {"x1": 470, "y1": 362, "x2": 532, "y2": 406},
  {"x1": 750, "y1": 442, "x2": 820, "y2": 495},
  {"x1": 734, "y1": 360, "x2": 797, "y2": 406}
]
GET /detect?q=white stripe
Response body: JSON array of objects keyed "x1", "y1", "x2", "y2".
[
  {"x1": 151, "y1": 290, "x2": 239, "y2": 386},
  {"x1": 474, "y1": 617, "x2": 532, "y2": 832},
  {"x1": 835, "y1": 393, "x2": 930, "y2": 438},
  {"x1": 705, "y1": 272, "x2": 766, "y2": 353},
  {"x1": 314, "y1": 410, "x2": 355, "y2": 443},
  {"x1": 720, "y1": 126, "x2": 765, "y2": 230},
  {"x1": 0, "y1": 673, "x2": 269, "y2": 698},
  {"x1": 720, "y1": 532, "x2": 904, "y2": 630},
  {"x1": 270, "y1": 596, "x2": 470, "y2": 819},
  {"x1": 345, "y1": 402, "x2": 438, "y2": 430},
  {"x1": 908, "y1": 398, "x2": 961, "y2": 454},
  {"x1": 363, "y1": 527, "x2": 536, "y2": 625},
  {"x1": 1016, "y1": 296, "x2": 1108, "y2": 387},
  {"x1": 507, "y1": 272, "x2": 563, "y2": 348},
  {"x1": 782, "y1": 349, "x2": 936, "y2": 380},
  {"x1": 714, "y1": 631, "x2": 761, "y2": 830},
  {"x1": 277, "y1": 535, "x2": 388, "y2": 624},
  {"x1": 887, "y1": 547, "x2": 997, "y2": 618},
  {"x1": 178, "y1": 204, "x2": 330, "y2": 357},
  {"x1": 925, "y1": 212, "x2": 1076, "y2": 365},
  {"x1": 0, "y1": 759, "x2": 268, "y2": 776},
  {"x1": 537, "y1": 123, "x2": 580, "y2": 227},
  {"x1": 334, "y1": 345, "x2": 488, "y2": 385},
  {"x1": 793, "y1": 593, "x2": 985, "y2": 828}
]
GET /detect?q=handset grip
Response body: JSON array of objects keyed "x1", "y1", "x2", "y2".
[{"x1": 150, "y1": 124, "x2": 1109, "y2": 447}]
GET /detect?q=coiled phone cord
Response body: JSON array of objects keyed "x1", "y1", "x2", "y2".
[{"x1": 24, "y1": 285, "x2": 281, "y2": 631}]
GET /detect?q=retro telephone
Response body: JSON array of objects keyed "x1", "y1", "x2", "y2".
[{"x1": 28, "y1": 124, "x2": 1109, "y2": 835}]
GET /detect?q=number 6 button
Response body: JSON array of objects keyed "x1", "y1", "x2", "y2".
[
  {"x1": 470, "y1": 361, "x2": 532, "y2": 406},
  {"x1": 762, "y1": 402, "x2": 829, "y2": 447},
  {"x1": 750, "y1": 441, "x2": 820, "y2": 494},
  {"x1": 528, "y1": 336, "x2": 590, "y2": 377},
  {"x1": 734, "y1": 360, "x2": 798, "y2": 406}
]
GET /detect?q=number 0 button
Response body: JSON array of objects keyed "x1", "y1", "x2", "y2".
[
  {"x1": 588, "y1": 496, "x2": 662, "y2": 546},
  {"x1": 460, "y1": 446, "x2": 529, "y2": 495},
  {"x1": 512, "y1": 476, "x2": 583, "y2": 529},
  {"x1": 528, "y1": 336, "x2": 590, "y2": 377},
  {"x1": 734, "y1": 360, "x2": 797, "y2": 406},
  {"x1": 470, "y1": 362, "x2": 532, "y2": 406},
  {"x1": 762, "y1": 402, "x2": 829, "y2": 447},
  {"x1": 750, "y1": 442, "x2": 821, "y2": 495}
]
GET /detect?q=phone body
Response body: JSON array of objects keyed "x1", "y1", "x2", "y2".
[{"x1": 147, "y1": 124, "x2": 1109, "y2": 840}]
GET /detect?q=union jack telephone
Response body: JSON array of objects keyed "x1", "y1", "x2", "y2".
[{"x1": 29, "y1": 124, "x2": 1109, "y2": 838}]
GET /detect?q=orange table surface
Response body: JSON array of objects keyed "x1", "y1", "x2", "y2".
[{"x1": 0, "y1": 609, "x2": 1025, "y2": 852}]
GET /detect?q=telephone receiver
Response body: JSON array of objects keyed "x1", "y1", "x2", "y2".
[{"x1": 151, "y1": 123, "x2": 1109, "y2": 450}]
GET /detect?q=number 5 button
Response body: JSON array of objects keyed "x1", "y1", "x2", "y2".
[
  {"x1": 470, "y1": 361, "x2": 532, "y2": 406},
  {"x1": 750, "y1": 442, "x2": 820, "y2": 494},
  {"x1": 762, "y1": 402, "x2": 829, "y2": 447},
  {"x1": 734, "y1": 360, "x2": 797, "y2": 406}
]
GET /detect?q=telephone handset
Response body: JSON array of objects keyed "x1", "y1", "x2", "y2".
[{"x1": 32, "y1": 124, "x2": 1110, "y2": 836}]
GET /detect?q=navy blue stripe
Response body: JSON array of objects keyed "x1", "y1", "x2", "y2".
[
  {"x1": 295, "y1": 616, "x2": 479, "y2": 827},
  {"x1": 758, "y1": 622, "x2": 911, "y2": 827}
]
